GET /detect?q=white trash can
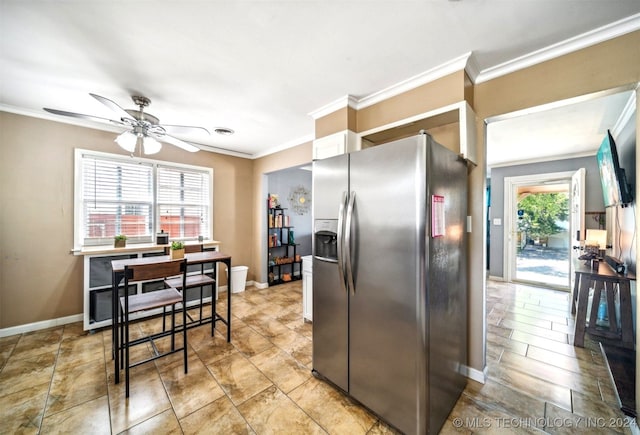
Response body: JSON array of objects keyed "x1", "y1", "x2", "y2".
[{"x1": 228, "y1": 266, "x2": 248, "y2": 293}]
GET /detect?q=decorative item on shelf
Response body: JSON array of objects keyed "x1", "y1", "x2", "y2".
[
  {"x1": 269, "y1": 234, "x2": 278, "y2": 248},
  {"x1": 288, "y1": 230, "x2": 295, "y2": 245},
  {"x1": 156, "y1": 230, "x2": 169, "y2": 245},
  {"x1": 114, "y1": 234, "x2": 127, "y2": 248},
  {"x1": 583, "y1": 242, "x2": 600, "y2": 258},
  {"x1": 268, "y1": 194, "x2": 280, "y2": 209},
  {"x1": 586, "y1": 229, "x2": 607, "y2": 258},
  {"x1": 275, "y1": 256, "x2": 294, "y2": 265},
  {"x1": 170, "y1": 241, "x2": 185, "y2": 259},
  {"x1": 282, "y1": 273, "x2": 292, "y2": 282},
  {"x1": 288, "y1": 185, "x2": 311, "y2": 215},
  {"x1": 295, "y1": 254, "x2": 301, "y2": 262},
  {"x1": 274, "y1": 214, "x2": 286, "y2": 228}
]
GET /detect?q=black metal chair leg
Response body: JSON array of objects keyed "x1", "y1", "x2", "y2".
[
  {"x1": 162, "y1": 306, "x2": 167, "y2": 332},
  {"x1": 199, "y1": 287, "x2": 204, "y2": 322},
  {"x1": 125, "y1": 310, "x2": 130, "y2": 398},
  {"x1": 183, "y1": 296, "x2": 188, "y2": 374},
  {"x1": 171, "y1": 304, "x2": 176, "y2": 351},
  {"x1": 119, "y1": 306, "x2": 125, "y2": 370},
  {"x1": 211, "y1": 284, "x2": 218, "y2": 337}
]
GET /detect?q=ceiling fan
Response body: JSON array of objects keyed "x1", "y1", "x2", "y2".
[{"x1": 44, "y1": 93, "x2": 209, "y2": 154}]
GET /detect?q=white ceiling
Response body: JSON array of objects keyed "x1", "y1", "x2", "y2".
[
  {"x1": 487, "y1": 89, "x2": 636, "y2": 168},
  {"x1": 1, "y1": 1, "x2": 639, "y2": 162}
]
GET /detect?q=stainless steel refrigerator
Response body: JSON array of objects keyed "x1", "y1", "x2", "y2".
[{"x1": 312, "y1": 133, "x2": 468, "y2": 434}]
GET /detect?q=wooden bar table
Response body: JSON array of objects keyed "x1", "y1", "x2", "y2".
[{"x1": 572, "y1": 257, "x2": 635, "y2": 349}]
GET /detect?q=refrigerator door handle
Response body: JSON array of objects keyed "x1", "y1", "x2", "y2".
[
  {"x1": 344, "y1": 191, "x2": 356, "y2": 293},
  {"x1": 336, "y1": 191, "x2": 348, "y2": 293}
]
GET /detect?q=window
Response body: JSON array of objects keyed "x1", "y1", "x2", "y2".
[
  {"x1": 157, "y1": 165, "x2": 211, "y2": 240},
  {"x1": 75, "y1": 149, "x2": 213, "y2": 249}
]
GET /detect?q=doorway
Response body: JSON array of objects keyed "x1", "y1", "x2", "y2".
[
  {"x1": 504, "y1": 170, "x2": 584, "y2": 290},
  {"x1": 514, "y1": 183, "x2": 570, "y2": 287}
]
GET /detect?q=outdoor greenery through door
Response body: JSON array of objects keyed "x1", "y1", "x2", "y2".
[
  {"x1": 504, "y1": 169, "x2": 584, "y2": 290},
  {"x1": 515, "y1": 188, "x2": 570, "y2": 288}
]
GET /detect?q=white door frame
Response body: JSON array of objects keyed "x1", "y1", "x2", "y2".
[{"x1": 503, "y1": 170, "x2": 578, "y2": 285}]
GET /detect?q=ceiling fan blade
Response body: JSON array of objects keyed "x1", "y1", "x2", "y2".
[
  {"x1": 90, "y1": 93, "x2": 135, "y2": 122},
  {"x1": 152, "y1": 133, "x2": 200, "y2": 152},
  {"x1": 161, "y1": 124, "x2": 211, "y2": 136},
  {"x1": 43, "y1": 107, "x2": 125, "y2": 126}
]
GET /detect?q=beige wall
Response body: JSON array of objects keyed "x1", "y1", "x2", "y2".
[
  {"x1": 315, "y1": 107, "x2": 350, "y2": 138},
  {"x1": 475, "y1": 31, "x2": 640, "y2": 119},
  {"x1": 252, "y1": 142, "x2": 313, "y2": 284},
  {"x1": 0, "y1": 112, "x2": 254, "y2": 329},
  {"x1": 357, "y1": 70, "x2": 466, "y2": 133}
]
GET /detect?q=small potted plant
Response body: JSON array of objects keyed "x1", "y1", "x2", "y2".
[
  {"x1": 114, "y1": 234, "x2": 127, "y2": 248},
  {"x1": 170, "y1": 240, "x2": 185, "y2": 259}
]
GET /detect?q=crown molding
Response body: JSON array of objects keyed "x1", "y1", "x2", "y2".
[
  {"x1": 357, "y1": 52, "x2": 473, "y2": 110},
  {"x1": 464, "y1": 52, "x2": 481, "y2": 83},
  {"x1": 611, "y1": 90, "x2": 637, "y2": 138},
  {"x1": 251, "y1": 133, "x2": 314, "y2": 159},
  {"x1": 308, "y1": 12, "x2": 639, "y2": 122},
  {"x1": 308, "y1": 95, "x2": 358, "y2": 120},
  {"x1": 475, "y1": 13, "x2": 640, "y2": 84},
  {"x1": 309, "y1": 52, "x2": 475, "y2": 120}
]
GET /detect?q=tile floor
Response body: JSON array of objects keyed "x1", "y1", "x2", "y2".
[{"x1": 0, "y1": 280, "x2": 635, "y2": 434}]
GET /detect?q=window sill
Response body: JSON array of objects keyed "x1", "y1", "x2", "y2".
[{"x1": 71, "y1": 240, "x2": 221, "y2": 256}]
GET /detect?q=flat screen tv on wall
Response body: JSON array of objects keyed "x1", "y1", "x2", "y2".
[{"x1": 596, "y1": 130, "x2": 633, "y2": 208}]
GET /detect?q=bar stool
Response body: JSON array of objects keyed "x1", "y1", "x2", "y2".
[
  {"x1": 164, "y1": 244, "x2": 216, "y2": 330},
  {"x1": 118, "y1": 258, "x2": 188, "y2": 397}
]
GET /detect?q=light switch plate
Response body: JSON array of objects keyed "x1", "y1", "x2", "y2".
[{"x1": 493, "y1": 218, "x2": 502, "y2": 226}]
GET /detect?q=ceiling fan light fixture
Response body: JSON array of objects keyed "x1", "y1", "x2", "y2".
[
  {"x1": 46, "y1": 93, "x2": 208, "y2": 154},
  {"x1": 115, "y1": 131, "x2": 137, "y2": 152},
  {"x1": 142, "y1": 136, "x2": 162, "y2": 155}
]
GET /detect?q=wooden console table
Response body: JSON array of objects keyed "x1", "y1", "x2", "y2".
[{"x1": 573, "y1": 258, "x2": 635, "y2": 349}]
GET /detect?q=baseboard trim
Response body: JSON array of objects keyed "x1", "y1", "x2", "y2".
[
  {"x1": 253, "y1": 281, "x2": 269, "y2": 289},
  {"x1": 488, "y1": 275, "x2": 504, "y2": 282},
  {"x1": 0, "y1": 313, "x2": 83, "y2": 338},
  {"x1": 0, "y1": 279, "x2": 261, "y2": 337},
  {"x1": 461, "y1": 364, "x2": 487, "y2": 384}
]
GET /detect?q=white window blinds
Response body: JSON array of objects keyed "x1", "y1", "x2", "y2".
[
  {"x1": 157, "y1": 165, "x2": 210, "y2": 240},
  {"x1": 75, "y1": 149, "x2": 213, "y2": 249},
  {"x1": 81, "y1": 154, "x2": 154, "y2": 245}
]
